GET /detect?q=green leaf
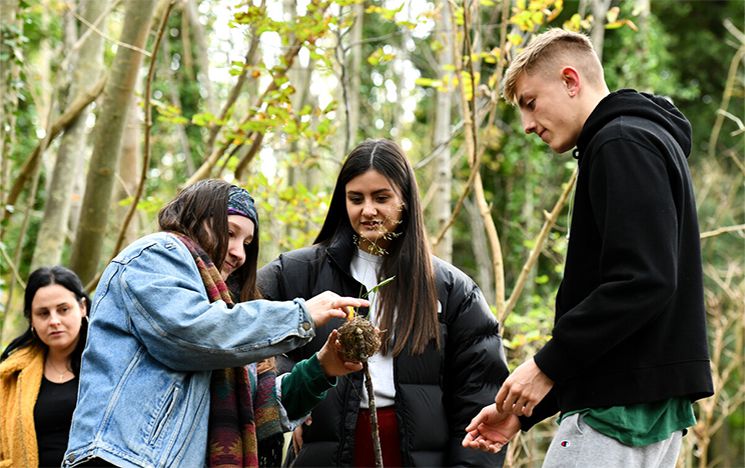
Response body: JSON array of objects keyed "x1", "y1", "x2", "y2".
[{"x1": 363, "y1": 276, "x2": 396, "y2": 298}]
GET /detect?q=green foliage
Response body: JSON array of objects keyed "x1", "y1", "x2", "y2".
[{"x1": 243, "y1": 172, "x2": 329, "y2": 259}]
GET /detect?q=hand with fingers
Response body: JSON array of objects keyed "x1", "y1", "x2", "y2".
[
  {"x1": 292, "y1": 417, "x2": 310, "y2": 455},
  {"x1": 494, "y1": 358, "x2": 554, "y2": 417},
  {"x1": 317, "y1": 329, "x2": 363, "y2": 377},
  {"x1": 462, "y1": 404, "x2": 520, "y2": 453},
  {"x1": 305, "y1": 291, "x2": 370, "y2": 327}
]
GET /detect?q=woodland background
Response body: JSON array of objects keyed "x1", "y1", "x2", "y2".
[{"x1": 0, "y1": 0, "x2": 743, "y2": 466}]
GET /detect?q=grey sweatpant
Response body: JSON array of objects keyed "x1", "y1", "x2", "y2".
[{"x1": 542, "y1": 413, "x2": 683, "y2": 468}]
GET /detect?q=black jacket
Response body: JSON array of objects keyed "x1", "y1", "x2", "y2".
[
  {"x1": 258, "y1": 235, "x2": 509, "y2": 467},
  {"x1": 523, "y1": 89, "x2": 714, "y2": 430}
]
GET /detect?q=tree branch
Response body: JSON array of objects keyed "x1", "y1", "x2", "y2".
[
  {"x1": 501, "y1": 168, "x2": 578, "y2": 324},
  {"x1": 203, "y1": 0, "x2": 264, "y2": 157},
  {"x1": 0, "y1": 75, "x2": 106, "y2": 239},
  {"x1": 707, "y1": 44, "x2": 745, "y2": 160},
  {"x1": 700, "y1": 223, "x2": 745, "y2": 239}
]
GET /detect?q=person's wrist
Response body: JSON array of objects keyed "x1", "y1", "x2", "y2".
[{"x1": 316, "y1": 349, "x2": 330, "y2": 377}]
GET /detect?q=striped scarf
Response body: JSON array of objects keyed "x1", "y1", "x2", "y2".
[{"x1": 172, "y1": 233, "x2": 284, "y2": 467}]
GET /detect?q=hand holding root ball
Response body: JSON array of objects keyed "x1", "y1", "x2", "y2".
[
  {"x1": 337, "y1": 316, "x2": 382, "y2": 362},
  {"x1": 316, "y1": 307, "x2": 382, "y2": 377},
  {"x1": 317, "y1": 329, "x2": 363, "y2": 377}
]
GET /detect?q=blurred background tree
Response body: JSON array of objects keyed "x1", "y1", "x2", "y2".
[{"x1": 0, "y1": 0, "x2": 742, "y2": 466}]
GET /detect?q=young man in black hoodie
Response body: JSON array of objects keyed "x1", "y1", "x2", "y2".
[{"x1": 462, "y1": 29, "x2": 713, "y2": 466}]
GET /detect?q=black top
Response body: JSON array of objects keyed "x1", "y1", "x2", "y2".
[
  {"x1": 34, "y1": 375, "x2": 78, "y2": 468},
  {"x1": 522, "y1": 89, "x2": 714, "y2": 430},
  {"x1": 258, "y1": 235, "x2": 510, "y2": 467}
]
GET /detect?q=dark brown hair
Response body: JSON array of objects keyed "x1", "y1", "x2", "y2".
[
  {"x1": 158, "y1": 179, "x2": 260, "y2": 301},
  {"x1": 1, "y1": 266, "x2": 90, "y2": 375},
  {"x1": 316, "y1": 139, "x2": 439, "y2": 356}
]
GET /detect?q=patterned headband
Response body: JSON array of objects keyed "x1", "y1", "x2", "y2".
[{"x1": 227, "y1": 185, "x2": 258, "y2": 228}]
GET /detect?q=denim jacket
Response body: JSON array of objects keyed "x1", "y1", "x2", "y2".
[{"x1": 63, "y1": 232, "x2": 315, "y2": 468}]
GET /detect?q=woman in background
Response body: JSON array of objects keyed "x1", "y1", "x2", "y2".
[
  {"x1": 0, "y1": 266, "x2": 90, "y2": 468},
  {"x1": 259, "y1": 139, "x2": 510, "y2": 467}
]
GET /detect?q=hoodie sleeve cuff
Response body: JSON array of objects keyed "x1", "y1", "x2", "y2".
[{"x1": 534, "y1": 339, "x2": 571, "y2": 384}]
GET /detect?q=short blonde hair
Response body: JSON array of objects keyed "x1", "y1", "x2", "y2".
[{"x1": 503, "y1": 29, "x2": 604, "y2": 104}]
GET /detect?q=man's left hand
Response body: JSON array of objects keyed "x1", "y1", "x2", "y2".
[{"x1": 495, "y1": 358, "x2": 554, "y2": 417}]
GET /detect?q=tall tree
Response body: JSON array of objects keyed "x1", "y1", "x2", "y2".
[
  {"x1": 31, "y1": 0, "x2": 108, "y2": 270},
  {"x1": 347, "y1": 2, "x2": 363, "y2": 154},
  {"x1": 69, "y1": 0, "x2": 157, "y2": 284},
  {"x1": 431, "y1": 0, "x2": 455, "y2": 261},
  {"x1": 580, "y1": 0, "x2": 612, "y2": 61},
  {"x1": 115, "y1": 95, "x2": 143, "y2": 248},
  {"x1": 184, "y1": 0, "x2": 216, "y2": 115},
  {"x1": 0, "y1": 0, "x2": 21, "y2": 206}
]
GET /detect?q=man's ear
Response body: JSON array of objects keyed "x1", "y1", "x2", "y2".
[{"x1": 560, "y1": 66, "x2": 580, "y2": 97}]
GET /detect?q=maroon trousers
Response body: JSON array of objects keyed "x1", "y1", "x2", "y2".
[{"x1": 353, "y1": 407, "x2": 403, "y2": 467}]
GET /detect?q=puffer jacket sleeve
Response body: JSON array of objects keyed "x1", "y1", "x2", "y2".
[
  {"x1": 256, "y1": 255, "x2": 287, "y2": 301},
  {"x1": 440, "y1": 265, "x2": 510, "y2": 466},
  {"x1": 117, "y1": 237, "x2": 316, "y2": 370}
]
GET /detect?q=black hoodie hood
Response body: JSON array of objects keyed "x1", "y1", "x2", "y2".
[{"x1": 575, "y1": 89, "x2": 692, "y2": 160}]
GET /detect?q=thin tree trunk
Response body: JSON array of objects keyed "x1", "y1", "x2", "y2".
[
  {"x1": 590, "y1": 0, "x2": 611, "y2": 60},
  {"x1": 161, "y1": 32, "x2": 194, "y2": 173},
  {"x1": 2, "y1": 146, "x2": 43, "y2": 345},
  {"x1": 31, "y1": 0, "x2": 107, "y2": 270},
  {"x1": 35, "y1": 0, "x2": 54, "y2": 134},
  {"x1": 0, "y1": 0, "x2": 21, "y2": 206},
  {"x1": 518, "y1": 160, "x2": 536, "y2": 306},
  {"x1": 431, "y1": 0, "x2": 454, "y2": 262},
  {"x1": 334, "y1": 2, "x2": 362, "y2": 158},
  {"x1": 185, "y1": 0, "x2": 215, "y2": 114},
  {"x1": 347, "y1": 2, "x2": 363, "y2": 154},
  {"x1": 115, "y1": 95, "x2": 142, "y2": 248},
  {"x1": 69, "y1": 0, "x2": 157, "y2": 284},
  {"x1": 465, "y1": 197, "x2": 494, "y2": 303},
  {"x1": 0, "y1": 76, "x2": 106, "y2": 240}
]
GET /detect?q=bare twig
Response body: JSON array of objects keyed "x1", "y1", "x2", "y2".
[
  {"x1": 203, "y1": 0, "x2": 264, "y2": 157},
  {"x1": 707, "y1": 44, "x2": 745, "y2": 160},
  {"x1": 363, "y1": 363, "x2": 383, "y2": 468},
  {"x1": 700, "y1": 224, "x2": 745, "y2": 239},
  {"x1": 63, "y1": 0, "x2": 122, "y2": 58},
  {"x1": 0, "y1": 242, "x2": 26, "y2": 290},
  {"x1": 185, "y1": 34, "x2": 308, "y2": 185},
  {"x1": 334, "y1": 7, "x2": 352, "y2": 156},
  {"x1": 501, "y1": 168, "x2": 578, "y2": 323},
  {"x1": 4, "y1": 97, "x2": 50, "y2": 315},
  {"x1": 723, "y1": 18, "x2": 745, "y2": 45},
  {"x1": 68, "y1": 1, "x2": 152, "y2": 57}
]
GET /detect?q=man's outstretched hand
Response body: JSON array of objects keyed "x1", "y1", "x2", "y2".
[{"x1": 462, "y1": 404, "x2": 520, "y2": 454}]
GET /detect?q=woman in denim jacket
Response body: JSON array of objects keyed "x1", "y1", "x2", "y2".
[{"x1": 63, "y1": 180, "x2": 367, "y2": 468}]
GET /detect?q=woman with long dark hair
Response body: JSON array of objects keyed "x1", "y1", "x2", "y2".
[
  {"x1": 0, "y1": 266, "x2": 90, "y2": 467},
  {"x1": 62, "y1": 179, "x2": 367, "y2": 468},
  {"x1": 259, "y1": 139, "x2": 510, "y2": 466}
]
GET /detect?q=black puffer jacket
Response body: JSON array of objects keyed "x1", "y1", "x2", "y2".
[{"x1": 258, "y1": 236, "x2": 509, "y2": 467}]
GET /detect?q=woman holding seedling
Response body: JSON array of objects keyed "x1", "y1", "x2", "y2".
[{"x1": 259, "y1": 139, "x2": 510, "y2": 467}]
